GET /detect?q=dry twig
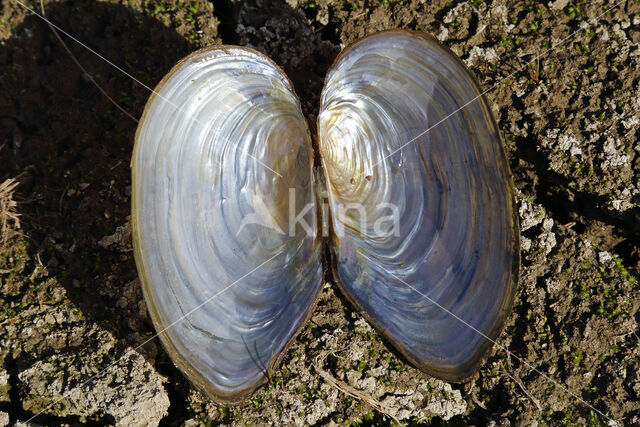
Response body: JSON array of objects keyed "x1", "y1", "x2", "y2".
[
  {"x1": 504, "y1": 355, "x2": 542, "y2": 411},
  {"x1": 313, "y1": 349, "x2": 400, "y2": 424}
]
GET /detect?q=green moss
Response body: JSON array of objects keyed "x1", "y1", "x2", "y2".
[
  {"x1": 379, "y1": 376, "x2": 393, "y2": 386},
  {"x1": 566, "y1": 5, "x2": 580, "y2": 19}
]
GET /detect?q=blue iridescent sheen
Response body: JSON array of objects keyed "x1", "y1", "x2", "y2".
[
  {"x1": 132, "y1": 46, "x2": 322, "y2": 403},
  {"x1": 132, "y1": 31, "x2": 518, "y2": 403},
  {"x1": 318, "y1": 31, "x2": 518, "y2": 380}
]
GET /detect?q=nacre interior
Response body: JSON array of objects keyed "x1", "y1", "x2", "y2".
[
  {"x1": 132, "y1": 31, "x2": 518, "y2": 403},
  {"x1": 132, "y1": 47, "x2": 323, "y2": 402},
  {"x1": 319, "y1": 32, "x2": 518, "y2": 381}
]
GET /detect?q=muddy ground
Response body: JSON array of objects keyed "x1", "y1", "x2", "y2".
[{"x1": 1, "y1": 0, "x2": 639, "y2": 425}]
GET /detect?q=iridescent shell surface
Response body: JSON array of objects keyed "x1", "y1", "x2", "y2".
[
  {"x1": 318, "y1": 31, "x2": 518, "y2": 381},
  {"x1": 132, "y1": 46, "x2": 323, "y2": 403},
  {"x1": 132, "y1": 31, "x2": 518, "y2": 403}
]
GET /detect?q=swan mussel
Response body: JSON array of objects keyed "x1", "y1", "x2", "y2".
[{"x1": 132, "y1": 31, "x2": 519, "y2": 404}]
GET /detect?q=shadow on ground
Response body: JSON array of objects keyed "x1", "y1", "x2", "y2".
[
  {"x1": 0, "y1": 0, "x2": 195, "y2": 422},
  {"x1": 0, "y1": 0, "x2": 339, "y2": 424}
]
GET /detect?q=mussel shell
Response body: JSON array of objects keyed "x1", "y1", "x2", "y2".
[
  {"x1": 318, "y1": 31, "x2": 519, "y2": 381},
  {"x1": 133, "y1": 30, "x2": 519, "y2": 403},
  {"x1": 132, "y1": 46, "x2": 323, "y2": 403}
]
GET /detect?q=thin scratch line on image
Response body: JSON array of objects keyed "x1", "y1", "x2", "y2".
[
  {"x1": 13, "y1": 0, "x2": 283, "y2": 178},
  {"x1": 371, "y1": 0, "x2": 625, "y2": 169},
  {"x1": 24, "y1": 251, "x2": 284, "y2": 422}
]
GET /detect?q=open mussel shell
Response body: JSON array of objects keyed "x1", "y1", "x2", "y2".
[
  {"x1": 132, "y1": 46, "x2": 323, "y2": 403},
  {"x1": 132, "y1": 30, "x2": 518, "y2": 404},
  {"x1": 318, "y1": 31, "x2": 519, "y2": 381}
]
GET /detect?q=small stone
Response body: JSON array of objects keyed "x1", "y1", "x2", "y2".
[
  {"x1": 0, "y1": 370, "x2": 8, "y2": 387},
  {"x1": 98, "y1": 223, "x2": 132, "y2": 251},
  {"x1": 598, "y1": 251, "x2": 612, "y2": 264},
  {"x1": 18, "y1": 347, "x2": 169, "y2": 426},
  {"x1": 538, "y1": 231, "x2": 556, "y2": 255},
  {"x1": 550, "y1": 0, "x2": 570, "y2": 11},
  {"x1": 545, "y1": 277, "x2": 561, "y2": 294},
  {"x1": 517, "y1": 193, "x2": 546, "y2": 231}
]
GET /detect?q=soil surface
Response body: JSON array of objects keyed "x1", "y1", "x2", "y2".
[{"x1": 1, "y1": 0, "x2": 639, "y2": 425}]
